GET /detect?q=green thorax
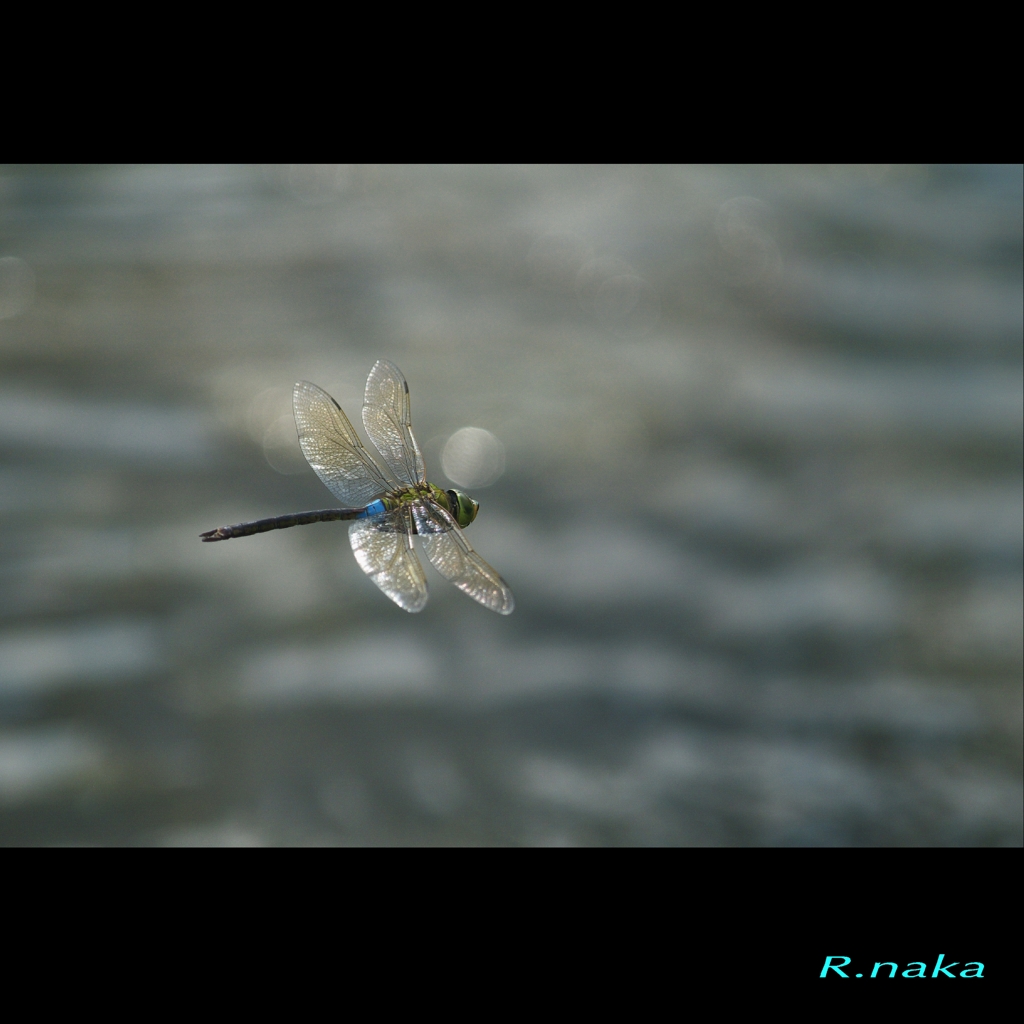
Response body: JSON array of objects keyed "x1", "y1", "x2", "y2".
[
  {"x1": 383, "y1": 483, "x2": 450, "y2": 510},
  {"x1": 381, "y1": 483, "x2": 479, "y2": 528}
]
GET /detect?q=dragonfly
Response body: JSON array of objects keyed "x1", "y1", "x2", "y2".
[{"x1": 201, "y1": 360, "x2": 514, "y2": 615}]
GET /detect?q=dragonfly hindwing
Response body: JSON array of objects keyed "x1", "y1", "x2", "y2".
[
  {"x1": 348, "y1": 506, "x2": 428, "y2": 613},
  {"x1": 410, "y1": 500, "x2": 514, "y2": 615}
]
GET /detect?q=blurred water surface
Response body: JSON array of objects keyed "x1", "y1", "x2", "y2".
[{"x1": 0, "y1": 164, "x2": 1020, "y2": 846}]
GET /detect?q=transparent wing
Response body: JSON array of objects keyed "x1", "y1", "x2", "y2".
[
  {"x1": 410, "y1": 500, "x2": 514, "y2": 615},
  {"x1": 293, "y1": 381, "x2": 394, "y2": 507},
  {"x1": 362, "y1": 360, "x2": 425, "y2": 487},
  {"x1": 349, "y1": 506, "x2": 428, "y2": 613}
]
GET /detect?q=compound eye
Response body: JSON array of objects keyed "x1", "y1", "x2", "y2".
[{"x1": 445, "y1": 490, "x2": 478, "y2": 527}]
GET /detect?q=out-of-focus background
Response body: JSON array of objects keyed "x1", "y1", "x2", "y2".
[{"x1": 0, "y1": 164, "x2": 1020, "y2": 846}]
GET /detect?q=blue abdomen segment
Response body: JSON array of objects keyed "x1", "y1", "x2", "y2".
[{"x1": 359, "y1": 499, "x2": 387, "y2": 519}]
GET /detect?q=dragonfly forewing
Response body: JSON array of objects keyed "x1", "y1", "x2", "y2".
[
  {"x1": 362, "y1": 360, "x2": 425, "y2": 487},
  {"x1": 411, "y1": 500, "x2": 515, "y2": 615},
  {"x1": 293, "y1": 380, "x2": 394, "y2": 507},
  {"x1": 349, "y1": 507, "x2": 429, "y2": 613}
]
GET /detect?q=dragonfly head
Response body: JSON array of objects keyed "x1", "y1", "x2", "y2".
[{"x1": 446, "y1": 489, "x2": 479, "y2": 528}]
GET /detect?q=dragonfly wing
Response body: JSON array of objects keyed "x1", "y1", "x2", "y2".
[
  {"x1": 349, "y1": 506, "x2": 428, "y2": 613},
  {"x1": 293, "y1": 381, "x2": 394, "y2": 507},
  {"x1": 410, "y1": 500, "x2": 514, "y2": 615},
  {"x1": 362, "y1": 360, "x2": 426, "y2": 487}
]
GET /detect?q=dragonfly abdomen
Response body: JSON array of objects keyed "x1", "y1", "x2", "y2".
[{"x1": 200, "y1": 502, "x2": 385, "y2": 542}]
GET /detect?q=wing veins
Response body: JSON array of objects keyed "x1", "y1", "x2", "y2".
[
  {"x1": 411, "y1": 499, "x2": 514, "y2": 614},
  {"x1": 362, "y1": 360, "x2": 425, "y2": 487},
  {"x1": 348, "y1": 506, "x2": 428, "y2": 613},
  {"x1": 293, "y1": 380, "x2": 395, "y2": 507}
]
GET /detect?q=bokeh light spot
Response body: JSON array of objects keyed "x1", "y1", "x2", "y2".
[
  {"x1": 263, "y1": 415, "x2": 307, "y2": 475},
  {"x1": 575, "y1": 256, "x2": 660, "y2": 336},
  {"x1": 441, "y1": 427, "x2": 506, "y2": 488}
]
